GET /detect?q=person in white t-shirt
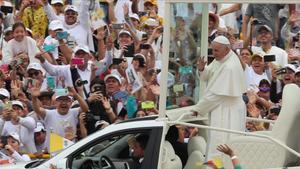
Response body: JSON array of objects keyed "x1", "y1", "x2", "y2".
[
  {"x1": 7, "y1": 22, "x2": 40, "y2": 63},
  {"x1": 244, "y1": 53, "x2": 271, "y2": 89},
  {"x1": 50, "y1": 0, "x2": 64, "y2": 20},
  {"x1": 1, "y1": 100, "x2": 37, "y2": 153},
  {"x1": 42, "y1": 0, "x2": 94, "y2": 51},
  {"x1": 31, "y1": 85, "x2": 89, "y2": 143},
  {"x1": 252, "y1": 25, "x2": 288, "y2": 67}
]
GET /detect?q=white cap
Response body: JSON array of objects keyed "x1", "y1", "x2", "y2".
[
  {"x1": 118, "y1": 30, "x2": 132, "y2": 37},
  {"x1": 4, "y1": 26, "x2": 12, "y2": 34},
  {"x1": 295, "y1": 67, "x2": 300, "y2": 75},
  {"x1": 144, "y1": 18, "x2": 159, "y2": 27},
  {"x1": 8, "y1": 132, "x2": 21, "y2": 144},
  {"x1": 27, "y1": 63, "x2": 44, "y2": 72},
  {"x1": 64, "y1": 5, "x2": 78, "y2": 13},
  {"x1": 104, "y1": 70, "x2": 122, "y2": 84},
  {"x1": 51, "y1": 0, "x2": 64, "y2": 5},
  {"x1": 258, "y1": 25, "x2": 273, "y2": 34},
  {"x1": 284, "y1": 64, "x2": 297, "y2": 72},
  {"x1": 49, "y1": 20, "x2": 64, "y2": 31},
  {"x1": 212, "y1": 35, "x2": 230, "y2": 45},
  {"x1": 34, "y1": 122, "x2": 46, "y2": 132},
  {"x1": 55, "y1": 95, "x2": 73, "y2": 100},
  {"x1": 91, "y1": 18, "x2": 107, "y2": 31},
  {"x1": 12, "y1": 100, "x2": 24, "y2": 109},
  {"x1": 134, "y1": 53, "x2": 146, "y2": 62},
  {"x1": 129, "y1": 13, "x2": 140, "y2": 22},
  {"x1": 251, "y1": 52, "x2": 264, "y2": 60},
  {"x1": 26, "y1": 28, "x2": 32, "y2": 35},
  {"x1": 0, "y1": 88, "x2": 10, "y2": 99},
  {"x1": 73, "y1": 44, "x2": 90, "y2": 54}
]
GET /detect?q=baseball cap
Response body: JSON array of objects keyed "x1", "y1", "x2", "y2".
[
  {"x1": 295, "y1": 67, "x2": 300, "y2": 75},
  {"x1": 251, "y1": 53, "x2": 264, "y2": 61},
  {"x1": 143, "y1": 18, "x2": 159, "y2": 27},
  {"x1": 55, "y1": 95, "x2": 73, "y2": 100},
  {"x1": 104, "y1": 71, "x2": 122, "y2": 84},
  {"x1": 133, "y1": 53, "x2": 146, "y2": 67},
  {"x1": 27, "y1": 63, "x2": 44, "y2": 72},
  {"x1": 34, "y1": 122, "x2": 46, "y2": 133},
  {"x1": 284, "y1": 64, "x2": 297, "y2": 72},
  {"x1": 64, "y1": 5, "x2": 78, "y2": 13},
  {"x1": 144, "y1": 0, "x2": 157, "y2": 6},
  {"x1": 73, "y1": 44, "x2": 90, "y2": 54},
  {"x1": 91, "y1": 18, "x2": 107, "y2": 31},
  {"x1": 4, "y1": 26, "x2": 12, "y2": 35},
  {"x1": 49, "y1": 20, "x2": 64, "y2": 31},
  {"x1": 12, "y1": 100, "x2": 24, "y2": 109},
  {"x1": 0, "y1": 88, "x2": 10, "y2": 99},
  {"x1": 118, "y1": 30, "x2": 132, "y2": 38},
  {"x1": 26, "y1": 28, "x2": 33, "y2": 36},
  {"x1": 258, "y1": 25, "x2": 273, "y2": 34},
  {"x1": 129, "y1": 13, "x2": 140, "y2": 22},
  {"x1": 51, "y1": 0, "x2": 64, "y2": 5},
  {"x1": 212, "y1": 35, "x2": 230, "y2": 45},
  {"x1": 39, "y1": 91, "x2": 55, "y2": 99},
  {"x1": 8, "y1": 132, "x2": 21, "y2": 144}
]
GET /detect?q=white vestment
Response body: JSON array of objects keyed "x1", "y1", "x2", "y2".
[{"x1": 194, "y1": 50, "x2": 247, "y2": 160}]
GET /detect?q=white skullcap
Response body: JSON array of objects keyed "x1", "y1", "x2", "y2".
[{"x1": 212, "y1": 35, "x2": 230, "y2": 45}]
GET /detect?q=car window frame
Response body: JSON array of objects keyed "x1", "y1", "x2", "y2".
[{"x1": 67, "y1": 126, "x2": 163, "y2": 169}]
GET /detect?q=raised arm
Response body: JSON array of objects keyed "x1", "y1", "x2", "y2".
[
  {"x1": 69, "y1": 87, "x2": 89, "y2": 113},
  {"x1": 107, "y1": 0, "x2": 117, "y2": 23},
  {"x1": 31, "y1": 82, "x2": 47, "y2": 119},
  {"x1": 16, "y1": 116, "x2": 36, "y2": 130},
  {"x1": 43, "y1": 2, "x2": 60, "y2": 22},
  {"x1": 241, "y1": 15, "x2": 250, "y2": 45},
  {"x1": 36, "y1": 53, "x2": 60, "y2": 76},
  {"x1": 78, "y1": 0, "x2": 90, "y2": 29},
  {"x1": 58, "y1": 39, "x2": 73, "y2": 64},
  {"x1": 219, "y1": 4, "x2": 241, "y2": 17}
]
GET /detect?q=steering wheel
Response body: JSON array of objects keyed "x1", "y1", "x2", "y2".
[
  {"x1": 79, "y1": 159, "x2": 98, "y2": 169},
  {"x1": 99, "y1": 155, "x2": 116, "y2": 169}
]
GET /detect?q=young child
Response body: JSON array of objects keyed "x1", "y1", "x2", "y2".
[
  {"x1": 3, "y1": 132, "x2": 31, "y2": 163},
  {"x1": 6, "y1": 22, "x2": 40, "y2": 64}
]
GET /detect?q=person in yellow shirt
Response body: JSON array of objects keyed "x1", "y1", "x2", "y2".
[
  {"x1": 17, "y1": 0, "x2": 48, "y2": 39},
  {"x1": 140, "y1": 0, "x2": 163, "y2": 26}
]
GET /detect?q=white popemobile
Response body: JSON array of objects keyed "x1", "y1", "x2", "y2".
[
  {"x1": 2, "y1": 0, "x2": 300, "y2": 168},
  {"x1": 1, "y1": 84, "x2": 300, "y2": 169}
]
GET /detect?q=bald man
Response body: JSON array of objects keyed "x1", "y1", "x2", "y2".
[{"x1": 195, "y1": 36, "x2": 247, "y2": 160}]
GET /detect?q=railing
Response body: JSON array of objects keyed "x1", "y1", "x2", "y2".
[{"x1": 166, "y1": 120, "x2": 300, "y2": 158}]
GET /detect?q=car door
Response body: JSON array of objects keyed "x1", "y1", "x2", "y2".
[{"x1": 67, "y1": 127, "x2": 163, "y2": 169}]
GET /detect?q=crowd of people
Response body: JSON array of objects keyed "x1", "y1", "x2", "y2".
[{"x1": 0, "y1": 0, "x2": 298, "y2": 167}]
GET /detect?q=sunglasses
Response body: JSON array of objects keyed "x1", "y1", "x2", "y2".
[
  {"x1": 28, "y1": 71, "x2": 40, "y2": 77},
  {"x1": 259, "y1": 87, "x2": 270, "y2": 92}
]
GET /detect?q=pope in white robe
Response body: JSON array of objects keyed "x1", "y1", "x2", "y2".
[{"x1": 193, "y1": 36, "x2": 247, "y2": 160}]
